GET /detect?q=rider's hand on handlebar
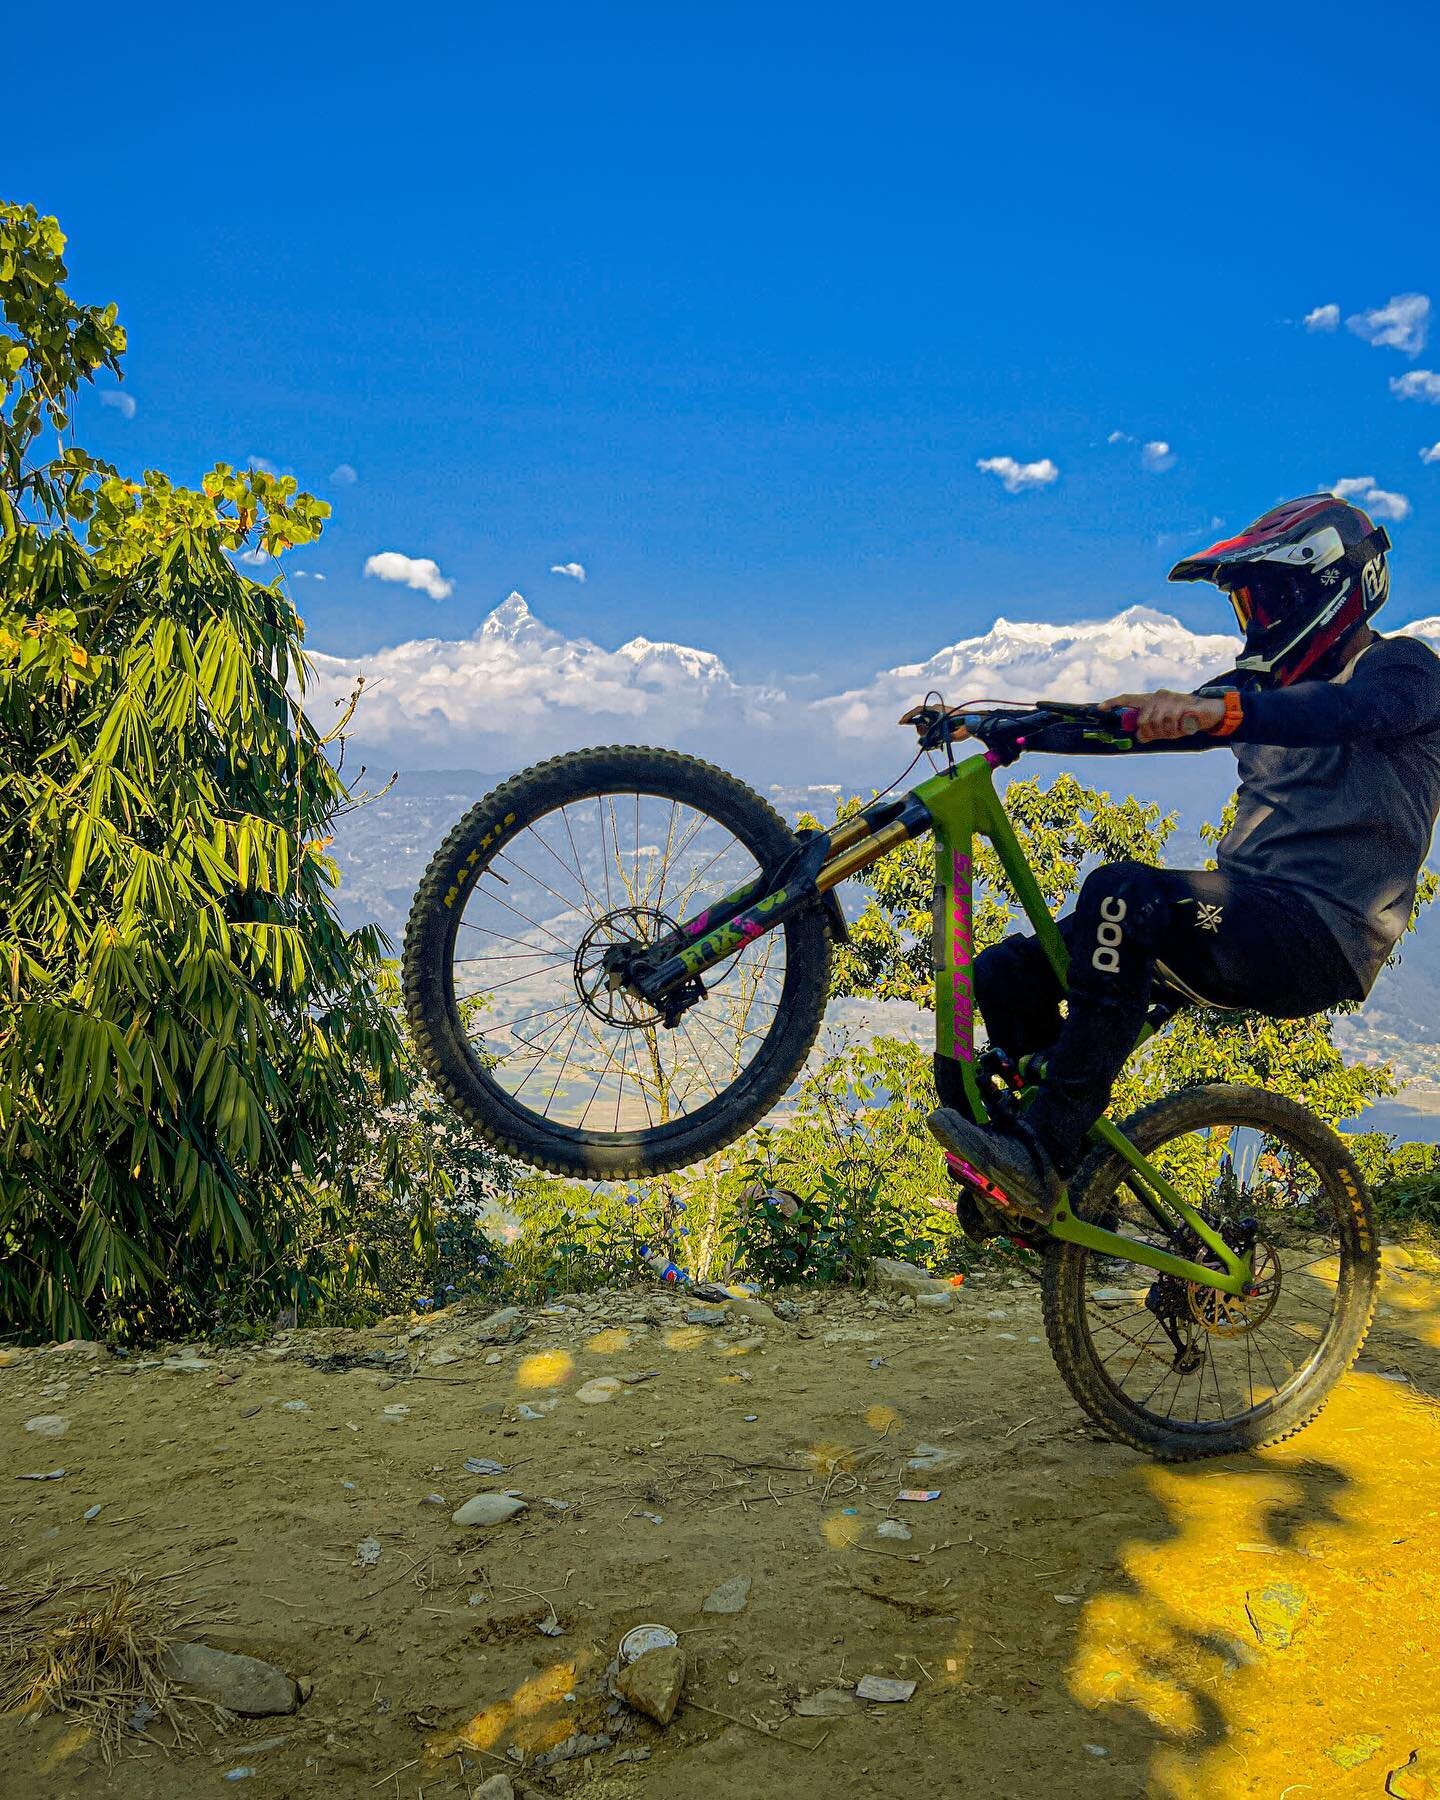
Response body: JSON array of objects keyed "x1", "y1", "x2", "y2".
[{"x1": 1102, "y1": 690, "x2": 1226, "y2": 743}]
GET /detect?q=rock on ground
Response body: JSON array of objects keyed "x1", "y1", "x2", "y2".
[
  {"x1": 1245, "y1": 1582, "x2": 1308, "y2": 1649},
  {"x1": 163, "y1": 1643, "x2": 297, "y2": 1716},
  {"x1": 701, "y1": 1573, "x2": 752, "y2": 1614},
  {"x1": 23, "y1": 1415, "x2": 69, "y2": 1437},
  {"x1": 475, "y1": 1307, "x2": 525, "y2": 1343},
  {"x1": 869, "y1": 1257, "x2": 954, "y2": 1303},
  {"x1": 723, "y1": 1298, "x2": 777, "y2": 1325},
  {"x1": 575, "y1": 1376, "x2": 622, "y2": 1404},
  {"x1": 616, "y1": 1644, "x2": 686, "y2": 1725},
  {"x1": 452, "y1": 1494, "x2": 527, "y2": 1528}
]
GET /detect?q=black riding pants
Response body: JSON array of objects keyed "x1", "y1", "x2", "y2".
[{"x1": 969, "y1": 863, "x2": 1363, "y2": 1175}]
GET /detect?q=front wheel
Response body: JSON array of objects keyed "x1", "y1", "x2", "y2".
[
  {"x1": 403, "y1": 746, "x2": 833, "y2": 1179},
  {"x1": 1042, "y1": 1084, "x2": 1378, "y2": 1460}
]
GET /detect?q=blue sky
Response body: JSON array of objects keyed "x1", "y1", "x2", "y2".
[{"x1": 9, "y1": 1, "x2": 1440, "y2": 718}]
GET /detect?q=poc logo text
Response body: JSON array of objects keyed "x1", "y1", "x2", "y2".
[{"x1": 1091, "y1": 894, "x2": 1126, "y2": 973}]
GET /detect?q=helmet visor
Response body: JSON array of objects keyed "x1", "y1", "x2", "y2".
[{"x1": 1223, "y1": 569, "x2": 1301, "y2": 634}]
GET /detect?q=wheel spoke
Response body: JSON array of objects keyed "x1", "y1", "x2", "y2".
[
  {"x1": 472, "y1": 886, "x2": 577, "y2": 954},
  {"x1": 493, "y1": 850, "x2": 597, "y2": 927},
  {"x1": 558, "y1": 805, "x2": 605, "y2": 917},
  {"x1": 473, "y1": 999, "x2": 578, "y2": 1043}
]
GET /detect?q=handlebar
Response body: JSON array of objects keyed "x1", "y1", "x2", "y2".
[{"x1": 902, "y1": 699, "x2": 1139, "y2": 760}]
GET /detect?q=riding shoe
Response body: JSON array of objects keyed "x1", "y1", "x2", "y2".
[{"x1": 926, "y1": 1109, "x2": 1064, "y2": 1228}]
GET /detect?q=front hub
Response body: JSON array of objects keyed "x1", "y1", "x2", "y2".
[{"x1": 575, "y1": 905, "x2": 680, "y2": 1025}]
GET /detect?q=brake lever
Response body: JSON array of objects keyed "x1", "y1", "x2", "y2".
[{"x1": 898, "y1": 703, "x2": 972, "y2": 753}]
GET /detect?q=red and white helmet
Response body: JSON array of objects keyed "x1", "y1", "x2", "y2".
[{"x1": 1168, "y1": 494, "x2": 1391, "y2": 686}]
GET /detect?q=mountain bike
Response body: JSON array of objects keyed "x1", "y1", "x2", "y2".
[{"x1": 403, "y1": 703, "x2": 1378, "y2": 1459}]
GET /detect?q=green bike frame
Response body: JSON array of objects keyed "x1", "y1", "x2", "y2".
[
  {"x1": 635, "y1": 749, "x2": 1253, "y2": 1297},
  {"x1": 919, "y1": 754, "x2": 1251, "y2": 1297}
]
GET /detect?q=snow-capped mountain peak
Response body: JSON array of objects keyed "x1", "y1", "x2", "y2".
[
  {"x1": 479, "y1": 591, "x2": 554, "y2": 645},
  {"x1": 617, "y1": 635, "x2": 728, "y2": 683}
]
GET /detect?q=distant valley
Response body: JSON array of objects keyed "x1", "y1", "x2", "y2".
[{"x1": 331, "y1": 767, "x2": 1440, "y2": 1140}]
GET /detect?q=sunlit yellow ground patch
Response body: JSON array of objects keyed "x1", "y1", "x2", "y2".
[
  {"x1": 863, "y1": 1402, "x2": 902, "y2": 1435},
  {"x1": 804, "y1": 1440, "x2": 853, "y2": 1473},
  {"x1": 432, "y1": 1658, "x2": 585, "y2": 1759},
  {"x1": 662, "y1": 1326, "x2": 708, "y2": 1352},
  {"x1": 514, "y1": 1349, "x2": 575, "y2": 1390},
  {"x1": 1069, "y1": 1364, "x2": 1440, "y2": 1798},
  {"x1": 39, "y1": 1725, "x2": 91, "y2": 1773},
  {"x1": 584, "y1": 1327, "x2": 631, "y2": 1355},
  {"x1": 819, "y1": 1508, "x2": 860, "y2": 1549}
]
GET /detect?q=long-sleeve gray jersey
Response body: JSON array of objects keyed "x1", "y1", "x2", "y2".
[
  {"x1": 1030, "y1": 631, "x2": 1440, "y2": 992},
  {"x1": 1210, "y1": 634, "x2": 1440, "y2": 994}
]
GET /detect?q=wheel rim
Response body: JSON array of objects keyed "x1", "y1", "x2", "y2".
[
  {"x1": 1076, "y1": 1112, "x2": 1368, "y2": 1435},
  {"x1": 445, "y1": 784, "x2": 794, "y2": 1144}
]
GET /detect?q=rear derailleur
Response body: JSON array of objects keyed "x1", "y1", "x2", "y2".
[{"x1": 1143, "y1": 1274, "x2": 1205, "y2": 1373}]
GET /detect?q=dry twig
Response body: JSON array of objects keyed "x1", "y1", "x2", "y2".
[{"x1": 0, "y1": 1566, "x2": 222, "y2": 1764}]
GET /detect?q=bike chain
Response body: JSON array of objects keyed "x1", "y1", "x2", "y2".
[{"x1": 1085, "y1": 1295, "x2": 1191, "y2": 1372}]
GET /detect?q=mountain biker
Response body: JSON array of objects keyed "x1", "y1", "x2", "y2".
[{"x1": 926, "y1": 492, "x2": 1440, "y2": 1226}]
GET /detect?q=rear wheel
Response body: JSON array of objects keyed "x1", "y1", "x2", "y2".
[
  {"x1": 1042, "y1": 1084, "x2": 1378, "y2": 1459},
  {"x1": 403, "y1": 745, "x2": 833, "y2": 1178}
]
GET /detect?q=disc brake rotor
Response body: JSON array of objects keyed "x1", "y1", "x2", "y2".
[
  {"x1": 1187, "y1": 1238, "x2": 1282, "y2": 1338},
  {"x1": 573, "y1": 905, "x2": 680, "y2": 1026}
]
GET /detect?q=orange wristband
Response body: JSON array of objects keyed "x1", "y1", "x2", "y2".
[{"x1": 1208, "y1": 691, "x2": 1243, "y2": 737}]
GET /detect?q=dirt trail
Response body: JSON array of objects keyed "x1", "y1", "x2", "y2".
[{"x1": 4, "y1": 1255, "x2": 1440, "y2": 1800}]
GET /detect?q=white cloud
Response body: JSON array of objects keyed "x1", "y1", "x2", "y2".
[
  {"x1": 99, "y1": 390, "x2": 137, "y2": 420},
  {"x1": 1330, "y1": 477, "x2": 1411, "y2": 522},
  {"x1": 1303, "y1": 303, "x2": 1340, "y2": 332},
  {"x1": 305, "y1": 593, "x2": 1253, "y2": 781},
  {"x1": 238, "y1": 547, "x2": 271, "y2": 566},
  {"x1": 1390, "y1": 370, "x2": 1440, "y2": 403},
  {"x1": 293, "y1": 570, "x2": 327, "y2": 581},
  {"x1": 329, "y1": 463, "x2": 358, "y2": 485},
  {"x1": 822, "y1": 606, "x2": 1240, "y2": 745},
  {"x1": 1347, "y1": 293, "x2": 1430, "y2": 355},
  {"x1": 306, "y1": 592, "x2": 1440, "y2": 788},
  {"x1": 363, "y1": 551, "x2": 454, "y2": 601},
  {"x1": 1421, "y1": 442, "x2": 1440, "y2": 465},
  {"x1": 977, "y1": 455, "x2": 1059, "y2": 494},
  {"x1": 550, "y1": 561, "x2": 586, "y2": 582},
  {"x1": 305, "y1": 592, "x2": 784, "y2": 767},
  {"x1": 247, "y1": 454, "x2": 278, "y2": 475},
  {"x1": 1107, "y1": 432, "x2": 1172, "y2": 471}
]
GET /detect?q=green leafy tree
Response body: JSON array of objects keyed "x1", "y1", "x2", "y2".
[
  {"x1": 725, "y1": 1032, "x2": 966, "y2": 1281},
  {"x1": 0, "y1": 201, "x2": 448, "y2": 1339}
]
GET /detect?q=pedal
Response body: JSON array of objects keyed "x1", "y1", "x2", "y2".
[{"x1": 945, "y1": 1151, "x2": 1015, "y2": 1210}]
